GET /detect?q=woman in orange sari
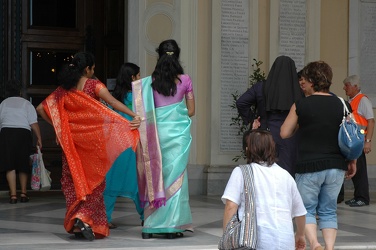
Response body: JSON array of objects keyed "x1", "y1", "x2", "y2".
[{"x1": 36, "y1": 52, "x2": 141, "y2": 240}]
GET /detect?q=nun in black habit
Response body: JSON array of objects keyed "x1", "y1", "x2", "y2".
[
  {"x1": 264, "y1": 55, "x2": 304, "y2": 176},
  {"x1": 237, "y1": 55, "x2": 303, "y2": 176}
]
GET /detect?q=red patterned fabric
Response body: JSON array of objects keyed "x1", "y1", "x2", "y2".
[
  {"x1": 42, "y1": 79, "x2": 139, "y2": 238},
  {"x1": 61, "y1": 156, "x2": 109, "y2": 238}
]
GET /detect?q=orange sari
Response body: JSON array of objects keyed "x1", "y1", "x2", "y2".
[{"x1": 42, "y1": 83, "x2": 139, "y2": 238}]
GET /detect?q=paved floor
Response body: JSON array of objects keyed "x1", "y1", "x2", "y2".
[{"x1": 0, "y1": 191, "x2": 375, "y2": 250}]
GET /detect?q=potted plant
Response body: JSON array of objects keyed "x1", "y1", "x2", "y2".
[{"x1": 230, "y1": 59, "x2": 266, "y2": 161}]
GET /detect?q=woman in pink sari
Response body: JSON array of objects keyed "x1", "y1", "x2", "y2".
[{"x1": 36, "y1": 52, "x2": 141, "y2": 240}]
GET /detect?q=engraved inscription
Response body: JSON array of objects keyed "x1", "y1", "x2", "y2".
[
  {"x1": 360, "y1": 2, "x2": 376, "y2": 105},
  {"x1": 220, "y1": 0, "x2": 249, "y2": 152},
  {"x1": 279, "y1": 0, "x2": 306, "y2": 70}
]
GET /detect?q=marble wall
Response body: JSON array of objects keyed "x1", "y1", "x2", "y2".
[{"x1": 128, "y1": 0, "x2": 376, "y2": 195}]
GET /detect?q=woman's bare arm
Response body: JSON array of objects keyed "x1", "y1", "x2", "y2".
[
  {"x1": 36, "y1": 103, "x2": 53, "y2": 125},
  {"x1": 186, "y1": 98, "x2": 195, "y2": 117},
  {"x1": 222, "y1": 199, "x2": 238, "y2": 231},
  {"x1": 30, "y1": 122, "x2": 42, "y2": 149},
  {"x1": 280, "y1": 103, "x2": 299, "y2": 139},
  {"x1": 98, "y1": 88, "x2": 141, "y2": 129}
]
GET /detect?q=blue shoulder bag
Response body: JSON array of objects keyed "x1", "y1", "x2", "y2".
[{"x1": 337, "y1": 97, "x2": 365, "y2": 160}]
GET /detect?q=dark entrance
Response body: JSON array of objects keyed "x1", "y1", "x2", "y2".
[{"x1": 0, "y1": 0, "x2": 126, "y2": 190}]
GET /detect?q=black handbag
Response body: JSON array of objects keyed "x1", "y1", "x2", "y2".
[{"x1": 218, "y1": 165, "x2": 257, "y2": 250}]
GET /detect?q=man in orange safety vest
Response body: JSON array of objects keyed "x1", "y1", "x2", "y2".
[{"x1": 341, "y1": 75, "x2": 374, "y2": 207}]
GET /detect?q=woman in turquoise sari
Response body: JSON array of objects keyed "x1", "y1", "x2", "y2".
[
  {"x1": 104, "y1": 62, "x2": 144, "y2": 229},
  {"x1": 133, "y1": 39, "x2": 195, "y2": 239}
]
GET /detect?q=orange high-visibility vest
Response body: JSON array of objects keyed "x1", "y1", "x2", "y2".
[{"x1": 350, "y1": 93, "x2": 368, "y2": 131}]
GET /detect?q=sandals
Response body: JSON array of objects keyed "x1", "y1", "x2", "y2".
[
  {"x1": 8, "y1": 193, "x2": 29, "y2": 204},
  {"x1": 74, "y1": 232, "x2": 84, "y2": 239},
  {"x1": 20, "y1": 193, "x2": 29, "y2": 203},
  {"x1": 108, "y1": 222, "x2": 118, "y2": 229},
  {"x1": 166, "y1": 232, "x2": 184, "y2": 239},
  {"x1": 141, "y1": 232, "x2": 184, "y2": 239},
  {"x1": 142, "y1": 232, "x2": 152, "y2": 239},
  {"x1": 74, "y1": 219, "x2": 95, "y2": 241},
  {"x1": 9, "y1": 195, "x2": 17, "y2": 204},
  {"x1": 175, "y1": 232, "x2": 184, "y2": 238}
]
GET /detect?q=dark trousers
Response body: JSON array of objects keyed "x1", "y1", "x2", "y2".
[
  {"x1": 267, "y1": 113, "x2": 298, "y2": 177},
  {"x1": 353, "y1": 152, "x2": 370, "y2": 202},
  {"x1": 339, "y1": 152, "x2": 370, "y2": 203}
]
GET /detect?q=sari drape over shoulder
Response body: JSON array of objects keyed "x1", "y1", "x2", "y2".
[
  {"x1": 132, "y1": 76, "x2": 165, "y2": 208},
  {"x1": 42, "y1": 86, "x2": 139, "y2": 236},
  {"x1": 133, "y1": 76, "x2": 193, "y2": 234}
]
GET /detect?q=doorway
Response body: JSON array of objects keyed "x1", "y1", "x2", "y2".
[{"x1": 0, "y1": 0, "x2": 126, "y2": 190}]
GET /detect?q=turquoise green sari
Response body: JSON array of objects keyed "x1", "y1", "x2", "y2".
[
  {"x1": 104, "y1": 93, "x2": 144, "y2": 223},
  {"x1": 133, "y1": 76, "x2": 193, "y2": 233}
]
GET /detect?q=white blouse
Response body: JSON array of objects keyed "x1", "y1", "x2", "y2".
[
  {"x1": 222, "y1": 163, "x2": 306, "y2": 250},
  {"x1": 0, "y1": 97, "x2": 38, "y2": 131}
]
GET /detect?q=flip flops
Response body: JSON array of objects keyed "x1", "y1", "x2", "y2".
[{"x1": 108, "y1": 222, "x2": 118, "y2": 229}]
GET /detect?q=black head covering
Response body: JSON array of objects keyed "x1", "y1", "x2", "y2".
[{"x1": 263, "y1": 55, "x2": 304, "y2": 112}]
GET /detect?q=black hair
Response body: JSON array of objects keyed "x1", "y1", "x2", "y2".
[
  {"x1": 297, "y1": 70, "x2": 303, "y2": 79},
  {"x1": 151, "y1": 39, "x2": 184, "y2": 96},
  {"x1": 59, "y1": 51, "x2": 95, "y2": 90},
  {"x1": 113, "y1": 62, "x2": 140, "y2": 102},
  {"x1": 5, "y1": 79, "x2": 22, "y2": 98}
]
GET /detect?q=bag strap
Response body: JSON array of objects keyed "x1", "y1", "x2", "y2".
[
  {"x1": 338, "y1": 96, "x2": 350, "y2": 117},
  {"x1": 239, "y1": 164, "x2": 257, "y2": 248},
  {"x1": 338, "y1": 96, "x2": 361, "y2": 127}
]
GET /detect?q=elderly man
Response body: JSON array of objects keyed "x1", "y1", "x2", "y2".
[{"x1": 342, "y1": 75, "x2": 374, "y2": 207}]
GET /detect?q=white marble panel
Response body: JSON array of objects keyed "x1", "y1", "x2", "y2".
[{"x1": 349, "y1": 0, "x2": 376, "y2": 107}]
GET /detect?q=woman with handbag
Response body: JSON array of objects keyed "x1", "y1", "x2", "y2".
[
  {"x1": 281, "y1": 61, "x2": 357, "y2": 250},
  {"x1": 0, "y1": 79, "x2": 42, "y2": 204},
  {"x1": 221, "y1": 129, "x2": 306, "y2": 250}
]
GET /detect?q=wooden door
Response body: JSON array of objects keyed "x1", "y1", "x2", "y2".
[{"x1": 0, "y1": 0, "x2": 125, "y2": 190}]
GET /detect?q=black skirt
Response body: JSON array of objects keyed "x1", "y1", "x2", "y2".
[{"x1": 0, "y1": 127, "x2": 33, "y2": 173}]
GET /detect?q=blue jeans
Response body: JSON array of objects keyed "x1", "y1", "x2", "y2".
[{"x1": 296, "y1": 169, "x2": 345, "y2": 230}]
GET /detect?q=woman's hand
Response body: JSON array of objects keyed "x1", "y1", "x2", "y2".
[
  {"x1": 295, "y1": 234, "x2": 306, "y2": 250},
  {"x1": 130, "y1": 116, "x2": 142, "y2": 130},
  {"x1": 252, "y1": 116, "x2": 261, "y2": 129},
  {"x1": 294, "y1": 215, "x2": 306, "y2": 250},
  {"x1": 37, "y1": 138, "x2": 43, "y2": 149}
]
